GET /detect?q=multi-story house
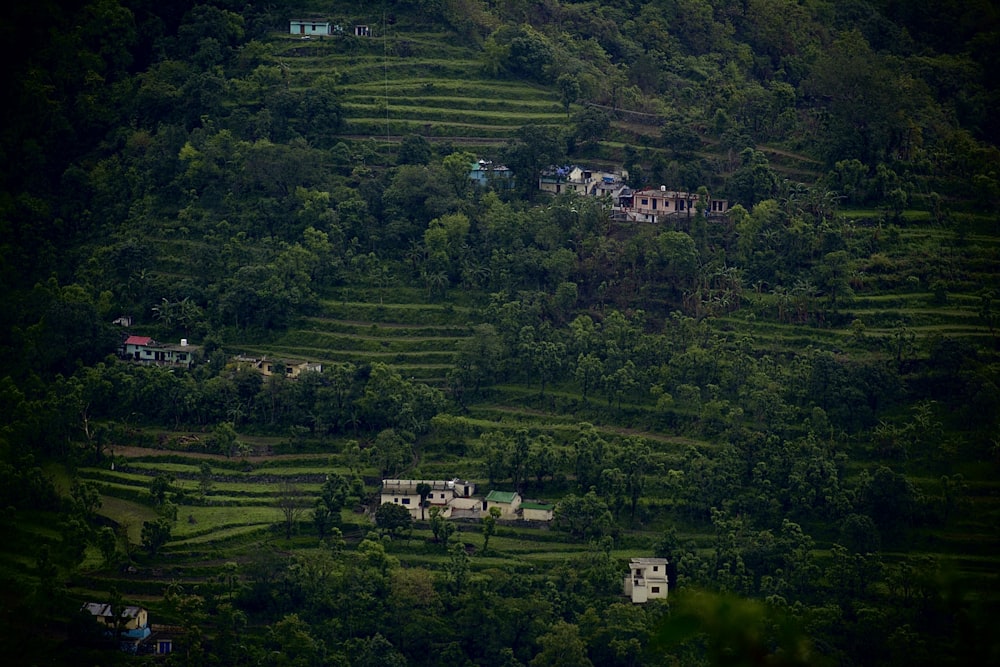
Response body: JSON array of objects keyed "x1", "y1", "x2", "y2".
[
  {"x1": 623, "y1": 557, "x2": 669, "y2": 603},
  {"x1": 617, "y1": 186, "x2": 731, "y2": 223}
]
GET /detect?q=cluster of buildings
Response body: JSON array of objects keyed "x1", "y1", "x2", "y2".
[
  {"x1": 467, "y1": 158, "x2": 732, "y2": 224},
  {"x1": 537, "y1": 164, "x2": 733, "y2": 223},
  {"x1": 379, "y1": 478, "x2": 554, "y2": 522},
  {"x1": 379, "y1": 478, "x2": 670, "y2": 603},
  {"x1": 118, "y1": 334, "x2": 325, "y2": 381}
]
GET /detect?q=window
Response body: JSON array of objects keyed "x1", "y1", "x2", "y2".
[
  {"x1": 653, "y1": 566, "x2": 658, "y2": 572},
  {"x1": 402, "y1": 498, "x2": 410, "y2": 504},
  {"x1": 651, "y1": 587, "x2": 660, "y2": 593},
  {"x1": 641, "y1": 198, "x2": 648, "y2": 206},
  {"x1": 652, "y1": 199, "x2": 657, "y2": 210}
]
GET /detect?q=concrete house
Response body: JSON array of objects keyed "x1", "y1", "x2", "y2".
[
  {"x1": 520, "y1": 501, "x2": 554, "y2": 522},
  {"x1": 81, "y1": 602, "x2": 151, "y2": 652},
  {"x1": 290, "y1": 19, "x2": 331, "y2": 36},
  {"x1": 233, "y1": 356, "x2": 323, "y2": 379},
  {"x1": 483, "y1": 490, "x2": 522, "y2": 519},
  {"x1": 470, "y1": 159, "x2": 514, "y2": 190},
  {"x1": 539, "y1": 165, "x2": 627, "y2": 197},
  {"x1": 121, "y1": 336, "x2": 199, "y2": 369},
  {"x1": 621, "y1": 186, "x2": 730, "y2": 223},
  {"x1": 623, "y1": 557, "x2": 669, "y2": 603},
  {"x1": 381, "y1": 478, "x2": 477, "y2": 518}
]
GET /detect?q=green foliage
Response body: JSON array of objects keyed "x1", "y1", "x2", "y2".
[
  {"x1": 375, "y1": 502, "x2": 413, "y2": 536},
  {"x1": 141, "y1": 517, "x2": 172, "y2": 556}
]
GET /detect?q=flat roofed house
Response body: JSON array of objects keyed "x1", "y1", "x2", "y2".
[
  {"x1": 629, "y1": 187, "x2": 730, "y2": 223},
  {"x1": 290, "y1": 19, "x2": 331, "y2": 36},
  {"x1": 623, "y1": 557, "x2": 669, "y2": 603},
  {"x1": 380, "y1": 479, "x2": 476, "y2": 518}
]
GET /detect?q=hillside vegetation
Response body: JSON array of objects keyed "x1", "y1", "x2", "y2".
[{"x1": 1, "y1": 1, "x2": 999, "y2": 666}]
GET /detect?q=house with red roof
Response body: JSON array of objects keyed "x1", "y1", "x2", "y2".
[{"x1": 121, "y1": 336, "x2": 199, "y2": 368}]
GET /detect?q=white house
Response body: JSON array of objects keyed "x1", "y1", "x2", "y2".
[
  {"x1": 121, "y1": 336, "x2": 199, "y2": 369},
  {"x1": 623, "y1": 557, "x2": 669, "y2": 603},
  {"x1": 290, "y1": 20, "x2": 331, "y2": 36},
  {"x1": 381, "y1": 479, "x2": 477, "y2": 518}
]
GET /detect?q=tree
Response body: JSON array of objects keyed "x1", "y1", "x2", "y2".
[
  {"x1": 481, "y1": 506, "x2": 501, "y2": 554},
  {"x1": 728, "y1": 148, "x2": 780, "y2": 208},
  {"x1": 313, "y1": 474, "x2": 351, "y2": 540},
  {"x1": 554, "y1": 490, "x2": 613, "y2": 541},
  {"x1": 141, "y1": 518, "x2": 172, "y2": 556},
  {"x1": 198, "y1": 461, "x2": 214, "y2": 498},
  {"x1": 556, "y1": 73, "x2": 580, "y2": 116},
  {"x1": 398, "y1": 134, "x2": 432, "y2": 165},
  {"x1": 416, "y1": 482, "x2": 432, "y2": 521},
  {"x1": 277, "y1": 481, "x2": 307, "y2": 540},
  {"x1": 375, "y1": 501, "x2": 413, "y2": 537},
  {"x1": 149, "y1": 473, "x2": 174, "y2": 506},
  {"x1": 573, "y1": 107, "x2": 611, "y2": 148},
  {"x1": 502, "y1": 124, "x2": 566, "y2": 197},
  {"x1": 530, "y1": 621, "x2": 593, "y2": 667}
]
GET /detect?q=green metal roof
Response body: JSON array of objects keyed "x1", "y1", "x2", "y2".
[
  {"x1": 520, "y1": 502, "x2": 552, "y2": 510},
  {"x1": 485, "y1": 490, "x2": 518, "y2": 504}
]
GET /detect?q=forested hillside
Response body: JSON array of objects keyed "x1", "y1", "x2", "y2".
[{"x1": 1, "y1": 1, "x2": 999, "y2": 665}]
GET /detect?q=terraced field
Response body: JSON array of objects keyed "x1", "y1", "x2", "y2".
[
  {"x1": 235, "y1": 299, "x2": 481, "y2": 383},
  {"x1": 272, "y1": 31, "x2": 569, "y2": 149}
]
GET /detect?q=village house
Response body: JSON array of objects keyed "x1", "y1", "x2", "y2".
[
  {"x1": 617, "y1": 185, "x2": 731, "y2": 223},
  {"x1": 623, "y1": 557, "x2": 669, "y2": 603},
  {"x1": 381, "y1": 478, "x2": 478, "y2": 518},
  {"x1": 289, "y1": 19, "x2": 332, "y2": 36},
  {"x1": 121, "y1": 336, "x2": 199, "y2": 369},
  {"x1": 232, "y1": 355, "x2": 323, "y2": 379},
  {"x1": 519, "y1": 501, "x2": 554, "y2": 522},
  {"x1": 470, "y1": 159, "x2": 514, "y2": 190},
  {"x1": 80, "y1": 602, "x2": 151, "y2": 652},
  {"x1": 539, "y1": 165, "x2": 627, "y2": 197},
  {"x1": 483, "y1": 489, "x2": 522, "y2": 519}
]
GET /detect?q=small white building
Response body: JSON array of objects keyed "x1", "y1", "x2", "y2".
[
  {"x1": 520, "y1": 501, "x2": 554, "y2": 522},
  {"x1": 623, "y1": 557, "x2": 669, "y2": 603},
  {"x1": 290, "y1": 19, "x2": 331, "y2": 36}
]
